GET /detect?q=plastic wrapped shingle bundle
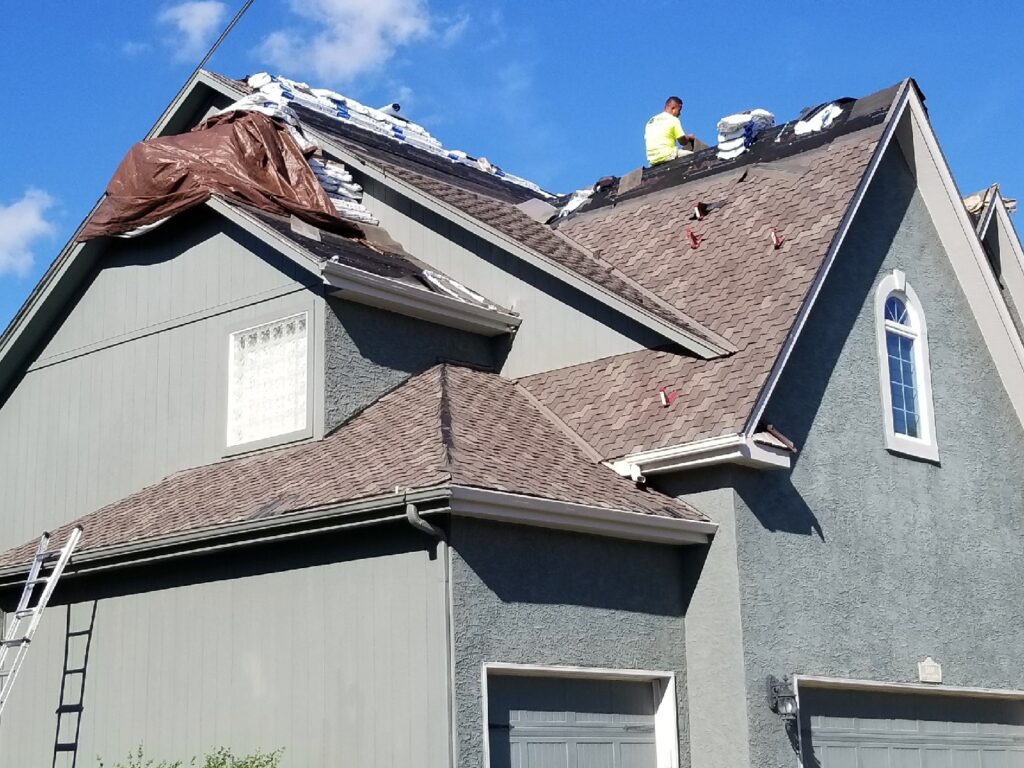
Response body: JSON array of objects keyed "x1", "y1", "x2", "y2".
[
  {"x1": 307, "y1": 158, "x2": 379, "y2": 226},
  {"x1": 716, "y1": 109, "x2": 775, "y2": 160},
  {"x1": 244, "y1": 73, "x2": 553, "y2": 198},
  {"x1": 794, "y1": 103, "x2": 843, "y2": 135}
]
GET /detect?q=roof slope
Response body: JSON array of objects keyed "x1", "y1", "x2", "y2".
[
  {"x1": 294, "y1": 106, "x2": 731, "y2": 353},
  {"x1": 0, "y1": 365, "x2": 703, "y2": 569},
  {"x1": 520, "y1": 122, "x2": 886, "y2": 458}
]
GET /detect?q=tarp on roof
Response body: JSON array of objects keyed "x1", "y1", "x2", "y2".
[{"x1": 79, "y1": 111, "x2": 361, "y2": 241}]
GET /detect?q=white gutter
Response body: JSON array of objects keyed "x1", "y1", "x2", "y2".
[
  {"x1": 448, "y1": 485, "x2": 716, "y2": 545},
  {"x1": 208, "y1": 197, "x2": 520, "y2": 337},
  {"x1": 322, "y1": 260, "x2": 520, "y2": 337},
  {"x1": 609, "y1": 433, "x2": 792, "y2": 480}
]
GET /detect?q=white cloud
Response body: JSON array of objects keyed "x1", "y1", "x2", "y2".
[
  {"x1": 258, "y1": 0, "x2": 431, "y2": 84},
  {"x1": 440, "y1": 13, "x2": 470, "y2": 47},
  {"x1": 0, "y1": 190, "x2": 56, "y2": 278},
  {"x1": 121, "y1": 41, "x2": 151, "y2": 57},
  {"x1": 158, "y1": 1, "x2": 228, "y2": 61}
]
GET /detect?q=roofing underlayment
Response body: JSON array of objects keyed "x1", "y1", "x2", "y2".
[{"x1": 0, "y1": 364, "x2": 705, "y2": 568}]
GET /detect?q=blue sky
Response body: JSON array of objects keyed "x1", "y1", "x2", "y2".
[{"x1": 2, "y1": 0, "x2": 1023, "y2": 331}]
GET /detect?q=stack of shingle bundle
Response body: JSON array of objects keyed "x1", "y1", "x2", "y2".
[
  {"x1": 716, "y1": 109, "x2": 775, "y2": 160},
  {"x1": 307, "y1": 158, "x2": 379, "y2": 226},
  {"x1": 244, "y1": 73, "x2": 552, "y2": 198}
]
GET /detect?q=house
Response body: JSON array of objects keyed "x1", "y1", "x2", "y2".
[{"x1": 0, "y1": 69, "x2": 1022, "y2": 768}]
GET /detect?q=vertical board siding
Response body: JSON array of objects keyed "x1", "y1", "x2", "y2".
[
  {"x1": 0, "y1": 546, "x2": 450, "y2": 768},
  {"x1": 357, "y1": 176, "x2": 663, "y2": 378},
  {"x1": 0, "y1": 212, "x2": 322, "y2": 551}
]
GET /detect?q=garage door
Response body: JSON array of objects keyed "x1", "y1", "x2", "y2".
[
  {"x1": 487, "y1": 676, "x2": 659, "y2": 768},
  {"x1": 801, "y1": 688, "x2": 1024, "y2": 767}
]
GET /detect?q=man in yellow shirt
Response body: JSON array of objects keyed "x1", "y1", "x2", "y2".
[{"x1": 645, "y1": 96, "x2": 696, "y2": 166}]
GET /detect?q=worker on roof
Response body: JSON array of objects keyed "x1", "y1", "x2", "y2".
[{"x1": 645, "y1": 96, "x2": 696, "y2": 166}]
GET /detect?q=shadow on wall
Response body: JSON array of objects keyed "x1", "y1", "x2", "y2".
[
  {"x1": 51, "y1": 601, "x2": 98, "y2": 768},
  {"x1": 733, "y1": 149, "x2": 918, "y2": 539},
  {"x1": 333, "y1": 298, "x2": 503, "y2": 376},
  {"x1": 44, "y1": 521, "x2": 434, "y2": 606},
  {"x1": 454, "y1": 520, "x2": 694, "y2": 616}
]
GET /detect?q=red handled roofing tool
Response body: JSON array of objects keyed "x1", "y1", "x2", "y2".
[
  {"x1": 659, "y1": 386, "x2": 678, "y2": 407},
  {"x1": 686, "y1": 228, "x2": 701, "y2": 249},
  {"x1": 770, "y1": 228, "x2": 785, "y2": 249}
]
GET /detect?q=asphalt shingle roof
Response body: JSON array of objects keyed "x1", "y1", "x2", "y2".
[
  {"x1": 0, "y1": 365, "x2": 703, "y2": 569},
  {"x1": 519, "y1": 123, "x2": 886, "y2": 459}
]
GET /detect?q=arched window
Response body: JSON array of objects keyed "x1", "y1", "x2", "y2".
[{"x1": 875, "y1": 271, "x2": 938, "y2": 461}]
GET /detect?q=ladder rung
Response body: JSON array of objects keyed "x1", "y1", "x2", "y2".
[
  {"x1": 25, "y1": 577, "x2": 50, "y2": 586},
  {"x1": 14, "y1": 608, "x2": 37, "y2": 619},
  {"x1": 66, "y1": 630, "x2": 91, "y2": 638},
  {"x1": 1, "y1": 638, "x2": 28, "y2": 647},
  {"x1": 56, "y1": 703, "x2": 84, "y2": 714},
  {"x1": 54, "y1": 743, "x2": 78, "y2": 752},
  {"x1": 64, "y1": 667, "x2": 87, "y2": 675}
]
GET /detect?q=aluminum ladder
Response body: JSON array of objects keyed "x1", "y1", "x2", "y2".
[{"x1": 0, "y1": 526, "x2": 83, "y2": 719}]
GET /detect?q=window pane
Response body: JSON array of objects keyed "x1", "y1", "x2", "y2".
[
  {"x1": 886, "y1": 330, "x2": 919, "y2": 437},
  {"x1": 885, "y1": 296, "x2": 909, "y2": 325},
  {"x1": 890, "y1": 382, "x2": 904, "y2": 410},
  {"x1": 893, "y1": 408, "x2": 907, "y2": 435}
]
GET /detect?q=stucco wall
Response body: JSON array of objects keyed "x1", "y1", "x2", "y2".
[
  {"x1": 728, "y1": 146, "x2": 1024, "y2": 766},
  {"x1": 323, "y1": 297, "x2": 496, "y2": 432},
  {"x1": 449, "y1": 518, "x2": 698, "y2": 768}
]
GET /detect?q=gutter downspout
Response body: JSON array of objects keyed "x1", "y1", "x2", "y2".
[{"x1": 405, "y1": 499, "x2": 457, "y2": 768}]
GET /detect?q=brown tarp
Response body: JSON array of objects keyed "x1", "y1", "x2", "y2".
[{"x1": 79, "y1": 111, "x2": 361, "y2": 241}]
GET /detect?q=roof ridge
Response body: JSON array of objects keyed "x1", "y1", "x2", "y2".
[
  {"x1": 438, "y1": 363, "x2": 456, "y2": 472},
  {"x1": 513, "y1": 381, "x2": 605, "y2": 464}
]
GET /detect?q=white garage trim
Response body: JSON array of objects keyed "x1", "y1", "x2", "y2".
[{"x1": 482, "y1": 662, "x2": 680, "y2": 768}]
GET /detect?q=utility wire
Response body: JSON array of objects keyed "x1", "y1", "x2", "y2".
[{"x1": 145, "y1": 0, "x2": 255, "y2": 139}]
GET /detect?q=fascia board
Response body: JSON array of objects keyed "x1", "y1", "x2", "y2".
[
  {"x1": 167, "y1": 71, "x2": 724, "y2": 357},
  {"x1": 204, "y1": 196, "x2": 324, "y2": 273},
  {"x1": 448, "y1": 485, "x2": 716, "y2": 545},
  {"x1": 609, "y1": 433, "x2": 792, "y2": 478},
  {"x1": 988, "y1": 197, "x2": 1024, "y2": 325},
  {"x1": 0, "y1": 238, "x2": 101, "y2": 398},
  {"x1": 896, "y1": 90, "x2": 1024, "y2": 424},
  {"x1": 0, "y1": 486, "x2": 452, "y2": 583},
  {"x1": 323, "y1": 263, "x2": 520, "y2": 336},
  {"x1": 147, "y1": 70, "x2": 245, "y2": 139},
  {"x1": 209, "y1": 198, "x2": 518, "y2": 336},
  {"x1": 306, "y1": 133, "x2": 726, "y2": 359},
  {"x1": 976, "y1": 189, "x2": 999, "y2": 239},
  {"x1": 741, "y1": 80, "x2": 914, "y2": 438}
]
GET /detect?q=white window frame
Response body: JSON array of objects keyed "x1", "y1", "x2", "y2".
[
  {"x1": 481, "y1": 662, "x2": 680, "y2": 768},
  {"x1": 225, "y1": 311, "x2": 312, "y2": 454},
  {"x1": 874, "y1": 270, "x2": 939, "y2": 462}
]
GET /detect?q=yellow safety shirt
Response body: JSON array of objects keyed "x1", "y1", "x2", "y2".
[{"x1": 645, "y1": 111, "x2": 686, "y2": 165}]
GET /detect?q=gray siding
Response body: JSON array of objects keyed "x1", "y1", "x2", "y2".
[
  {"x1": 0, "y1": 527, "x2": 451, "y2": 768},
  {"x1": 0, "y1": 209, "x2": 324, "y2": 551},
  {"x1": 449, "y1": 518, "x2": 695, "y2": 768},
  {"x1": 357, "y1": 175, "x2": 666, "y2": 378},
  {"x1": 324, "y1": 297, "x2": 496, "y2": 432},
  {"x1": 670, "y1": 146, "x2": 1024, "y2": 767}
]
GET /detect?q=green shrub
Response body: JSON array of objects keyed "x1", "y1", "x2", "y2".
[{"x1": 97, "y1": 745, "x2": 283, "y2": 768}]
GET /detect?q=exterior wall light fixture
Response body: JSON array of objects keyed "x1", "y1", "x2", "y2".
[{"x1": 766, "y1": 675, "x2": 797, "y2": 719}]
